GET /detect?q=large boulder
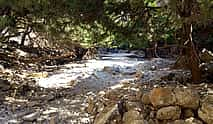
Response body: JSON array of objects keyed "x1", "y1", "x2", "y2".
[
  {"x1": 149, "y1": 87, "x2": 176, "y2": 107},
  {"x1": 156, "y1": 106, "x2": 181, "y2": 120},
  {"x1": 174, "y1": 88, "x2": 200, "y2": 109}
]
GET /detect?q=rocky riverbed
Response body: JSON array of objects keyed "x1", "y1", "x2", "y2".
[{"x1": 0, "y1": 51, "x2": 212, "y2": 124}]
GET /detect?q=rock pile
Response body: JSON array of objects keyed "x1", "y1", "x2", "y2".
[{"x1": 87, "y1": 84, "x2": 213, "y2": 124}]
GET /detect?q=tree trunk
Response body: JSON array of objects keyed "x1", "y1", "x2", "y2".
[
  {"x1": 182, "y1": 22, "x2": 201, "y2": 83},
  {"x1": 177, "y1": 0, "x2": 201, "y2": 83}
]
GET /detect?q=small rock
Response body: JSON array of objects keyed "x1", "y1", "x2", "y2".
[
  {"x1": 135, "y1": 70, "x2": 144, "y2": 80},
  {"x1": 171, "y1": 120, "x2": 185, "y2": 124},
  {"x1": 27, "y1": 72, "x2": 48, "y2": 78},
  {"x1": 0, "y1": 64, "x2": 4, "y2": 71},
  {"x1": 149, "y1": 111, "x2": 156, "y2": 119},
  {"x1": 123, "y1": 110, "x2": 144, "y2": 124},
  {"x1": 105, "y1": 90, "x2": 122, "y2": 101},
  {"x1": 185, "y1": 117, "x2": 203, "y2": 124},
  {"x1": 127, "y1": 119, "x2": 148, "y2": 124},
  {"x1": 150, "y1": 87, "x2": 176, "y2": 107},
  {"x1": 200, "y1": 48, "x2": 213, "y2": 63},
  {"x1": 156, "y1": 106, "x2": 181, "y2": 120},
  {"x1": 174, "y1": 88, "x2": 199, "y2": 109},
  {"x1": 125, "y1": 102, "x2": 141, "y2": 111},
  {"x1": 148, "y1": 119, "x2": 156, "y2": 124},
  {"x1": 22, "y1": 111, "x2": 40, "y2": 121},
  {"x1": 202, "y1": 95, "x2": 213, "y2": 103},
  {"x1": 141, "y1": 92, "x2": 151, "y2": 105},
  {"x1": 151, "y1": 66, "x2": 157, "y2": 71}
]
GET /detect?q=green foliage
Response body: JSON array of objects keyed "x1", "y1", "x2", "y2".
[{"x1": 0, "y1": 0, "x2": 212, "y2": 48}]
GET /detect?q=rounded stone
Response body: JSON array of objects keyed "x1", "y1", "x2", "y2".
[
  {"x1": 123, "y1": 110, "x2": 142, "y2": 122},
  {"x1": 156, "y1": 106, "x2": 181, "y2": 120},
  {"x1": 150, "y1": 87, "x2": 176, "y2": 107},
  {"x1": 174, "y1": 88, "x2": 200, "y2": 109},
  {"x1": 185, "y1": 117, "x2": 203, "y2": 124}
]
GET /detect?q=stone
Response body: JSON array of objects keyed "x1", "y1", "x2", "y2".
[
  {"x1": 123, "y1": 110, "x2": 145, "y2": 124},
  {"x1": 149, "y1": 87, "x2": 176, "y2": 107},
  {"x1": 174, "y1": 88, "x2": 200, "y2": 109},
  {"x1": 198, "y1": 102, "x2": 213, "y2": 124},
  {"x1": 142, "y1": 92, "x2": 151, "y2": 105},
  {"x1": 149, "y1": 111, "x2": 156, "y2": 119},
  {"x1": 203, "y1": 95, "x2": 213, "y2": 103},
  {"x1": 105, "y1": 90, "x2": 123, "y2": 101},
  {"x1": 94, "y1": 104, "x2": 118, "y2": 124},
  {"x1": 123, "y1": 110, "x2": 141, "y2": 121},
  {"x1": 148, "y1": 119, "x2": 156, "y2": 124},
  {"x1": 182, "y1": 109, "x2": 194, "y2": 118},
  {"x1": 0, "y1": 64, "x2": 4, "y2": 71},
  {"x1": 167, "y1": 118, "x2": 203, "y2": 124},
  {"x1": 200, "y1": 48, "x2": 213, "y2": 63},
  {"x1": 126, "y1": 120, "x2": 148, "y2": 124},
  {"x1": 156, "y1": 106, "x2": 181, "y2": 120},
  {"x1": 135, "y1": 70, "x2": 144, "y2": 80},
  {"x1": 125, "y1": 102, "x2": 141, "y2": 111},
  {"x1": 185, "y1": 117, "x2": 203, "y2": 124},
  {"x1": 27, "y1": 72, "x2": 48, "y2": 78},
  {"x1": 171, "y1": 120, "x2": 185, "y2": 124},
  {"x1": 22, "y1": 112, "x2": 40, "y2": 121}
]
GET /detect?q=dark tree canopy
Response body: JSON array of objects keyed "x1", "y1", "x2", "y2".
[{"x1": 0, "y1": 0, "x2": 212, "y2": 49}]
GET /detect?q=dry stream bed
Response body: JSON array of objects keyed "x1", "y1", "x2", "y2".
[{"x1": 0, "y1": 52, "x2": 212, "y2": 124}]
